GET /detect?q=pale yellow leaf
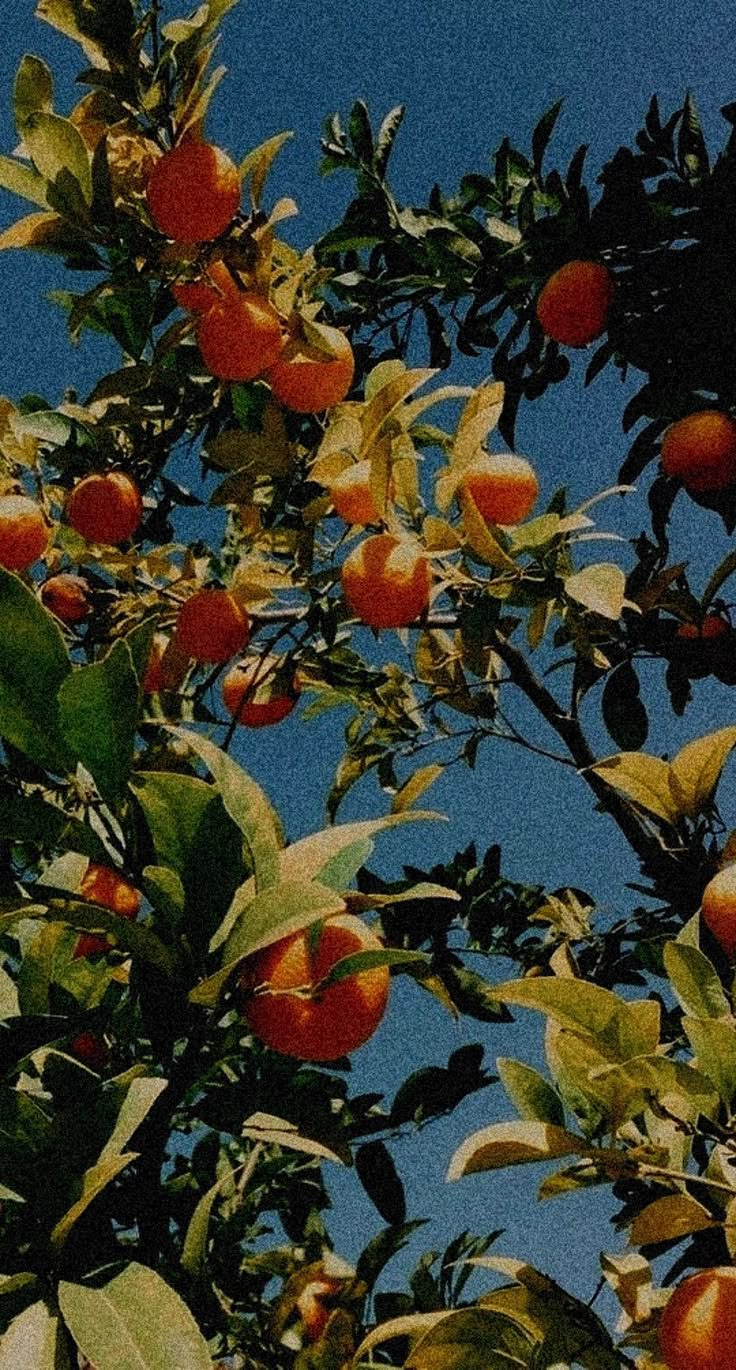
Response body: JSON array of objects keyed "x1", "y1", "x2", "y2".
[
  {"x1": 452, "y1": 382, "x2": 505, "y2": 467},
  {"x1": 565, "y1": 562, "x2": 627, "y2": 619},
  {"x1": 669, "y1": 725, "x2": 736, "y2": 818},
  {"x1": 589, "y1": 753, "x2": 678, "y2": 824}
]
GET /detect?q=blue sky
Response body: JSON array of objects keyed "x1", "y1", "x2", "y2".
[{"x1": 3, "y1": 0, "x2": 736, "y2": 1336}]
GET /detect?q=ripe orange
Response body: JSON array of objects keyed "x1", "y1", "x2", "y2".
[
  {"x1": 661, "y1": 411, "x2": 736, "y2": 492},
  {"x1": 0, "y1": 495, "x2": 49, "y2": 571},
  {"x1": 296, "y1": 1278, "x2": 343, "y2": 1343},
  {"x1": 197, "y1": 291, "x2": 283, "y2": 381},
  {"x1": 142, "y1": 633, "x2": 170, "y2": 693},
  {"x1": 67, "y1": 472, "x2": 142, "y2": 545},
  {"x1": 701, "y1": 865, "x2": 736, "y2": 957},
  {"x1": 329, "y1": 460, "x2": 382, "y2": 525},
  {"x1": 174, "y1": 588, "x2": 249, "y2": 664},
  {"x1": 658, "y1": 1266, "x2": 736, "y2": 1370},
  {"x1": 267, "y1": 325, "x2": 354, "y2": 413},
  {"x1": 676, "y1": 614, "x2": 730, "y2": 642},
  {"x1": 146, "y1": 139, "x2": 241, "y2": 243},
  {"x1": 40, "y1": 573, "x2": 91, "y2": 624},
  {"x1": 172, "y1": 259, "x2": 239, "y2": 313},
  {"x1": 536, "y1": 260, "x2": 615, "y2": 347},
  {"x1": 222, "y1": 655, "x2": 300, "y2": 727},
  {"x1": 239, "y1": 914, "x2": 390, "y2": 1061},
  {"x1": 341, "y1": 533, "x2": 431, "y2": 629},
  {"x1": 73, "y1": 863, "x2": 141, "y2": 959},
  {"x1": 458, "y1": 452, "x2": 539, "y2": 525},
  {"x1": 68, "y1": 1030, "x2": 109, "y2": 1073}
]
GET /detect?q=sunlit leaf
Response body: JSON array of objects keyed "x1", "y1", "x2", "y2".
[
  {"x1": 669, "y1": 725, "x2": 736, "y2": 818},
  {"x1": 630, "y1": 1193, "x2": 716, "y2": 1247},
  {"x1": 588, "y1": 752, "x2": 678, "y2": 825},
  {"x1": 58, "y1": 1263, "x2": 211, "y2": 1370},
  {"x1": 447, "y1": 1121, "x2": 584, "y2": 1179},
  {"x1": 0, "y1": 1300, "x2": 71, "y2": 1369},
  {"x1": 565, "y1": 562, "x2": 628, "y2": 619}
]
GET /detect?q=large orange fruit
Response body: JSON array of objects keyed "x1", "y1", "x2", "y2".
[
  {"x1": 458, "y1": 452, "x2": 539, "y2": 525},
  {"x1": 239, "y1": 914, "x2": 390, "y2": 1061},
  {"x1": 197, "y1": 291, "x2": 283, "y2": 381},
  {"x1": 40, "y1": 573, "x2": 91, "y2": 624},
  {"x1": 0, "y1": 495, "x2": 49, "y2": 571},
  {"x1": 536, "y1": 260, "x2": 615, "y2": 347},
  {"x1": 172, "y1": 259, "x2": 239, "y2": 313},
  {"x1": 67, "y1": 472, "x2": 142, "y2": 544},
  {"x1": 267, "y1": 325, "x2": 354, "y2": 412},
  {"x1": 329, "y1": 460, "x2": 382, "y2": 525},
  {"x1": 174, "y1": 588, "x2": 249, "y2": 663},
  {"x1": 658, "y1": 1266, "x2": 736, "y2": 1370},
  {"x1": 661, "y1": 411, "x2": 736, "y2": 492},
  {"x1": 146, "y1": 140, "x2": 241, "y2": 242},
  {"x1": 341, "y1": 533, "x2": 431, "y2": 629}
]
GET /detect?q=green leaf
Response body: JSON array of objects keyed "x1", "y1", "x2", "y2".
[
  {"x1": 391, "y1": 764, "x2": 444, "y2": 813},
  {"x1": 0, "y1": 155, "x2": 49, "y2": 208},
  {"x1": 356, "y1": 1140, "x2": 406, "y2": 1225},
  {"x1": 669, "y1": 725, "x2": 736, "y2": 818},
  {"x1": 355, "y1": 1219, "x2": 429, "y2": 1289},
  {"x1": 0, "y1": 966, "x2": 19, "y2": 1020},
  {"x1": 14, "y1": 55, "x2": 53, "y2": 134},
  {"x1": 663, "y1": 941, "x2": 730, "y2": 1020},
  {"x1": 0, "y1": 568, "x2": 73, "y2": 773},
  {"x1": 242, "y1": 1111, "x2": 348, "y2": 1164},
  {"x1": 588, "y1": 751, "x2": 678, "y2": 825},
  {"x1": 316, "y1": 947, "x2": 431, "y2": 989},
  {"x1": 239, "y1": 131, "x2": 294, "y2": 209},
  {"x1": 348, "y1": 99, "x2": 374, "y2": 162},
  {"x1": 50, "y1": 1151, "x2": 137, "y2": 1249},
  {"x1": 168, "y1": 728, "x2": 282, "y2": 892},
  {"x1": 601, "y1": 663, "x2": 648, "y2": 751},
  {"x1": 223, "y1": 878, "x2": 346, "y2": 965},
  {"x1": 375, "y1": 104, "x2": 405, "y2": 177},
  {"x1": 0, "y1": 790, "x2": 107, "y2": 861},
  {"x1": 447, "y1": 1121, "x2": 584, "y2": 1180},
  {"x1": 58, "y1": 1264, "x2": 212, "y2": 1370},
  {"x1": 129, "y1": 771, "x2": 245, "y2": 948},
  {"x1": 496, "y1": 1058, "x2": 565, "y2": 1127},
  {"x1": 58, "y1": 640, "x2": 139, "y2": 807},
  {"x1": 490, "y1": 976, "x2": 646, "y2": 1057},
  {"x1": 682, "y1": 1016, "x2": 736, "y2": 1107},
  {"x1": 532, "y1": 99, "x2": 564, "y2": 174},
  {"x1": 629, "y1": 1192, "x2": 715, "y2": 1247},
  {"x1": 408, "y1": 1307, "x2": 536, "y2": 1369},
  {"x1": 98, "y1": 1077, "x2": 168, "y2": 1163},
  {"x1": 23, "y1": 112, "x2": 92, "y2": 208},
  {"x1": 0, "y1": 1300, "x2": 72, "y2": 1369},
  {"x1": 181, "y1": 1159, "x2": 236, "y2": 1277},
  {"x1": 43, "y1": 897, "x2": 178, "y2": 978}
]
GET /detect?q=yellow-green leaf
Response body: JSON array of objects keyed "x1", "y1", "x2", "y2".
[
  {"x1": 14, "y1": 55, "x2": 53, "y2": 133},
  {"x1": 669, "y1": 725, "x2": 736, "y2": 818},
  {"x1": 452, "y1": 382, "x2": 505, "y2": 467},
  {"x1": 683, "y1": 1016, "x2": 736, "y2": 1106},
  {"x1": 589, "y1": 752, "x2": 678, "y2": 825},
  {"x1": 360, "y1": 368, "x2": 436, "y2": 458},
  {"x1": 239, "y1": 130, "x2": 294, "y2": 209},
  {"x1": 0, "y1": 1300, "x2": 71, "y2": 1370},
  {"x1": 0, "y1": 155, "x2": 49, "y2": 208},
  {"x1": 565, "y1": 562, "x2": 627, "y2": 619},
  {"x1": 390, "y1": 764, "x2": 444, "y2": 813},
  {"x1": 242, "y1": 1112, "x2": 347, "y2": 1164},
  {"x1": 50, "y1": 1152, "x2": 137, "y2": 1248},
  {"x1": 629, "y1": 1193, "x2": 715, "y2": 1247},
  {"x1": 0, "y1": 210, "x2": 86, "y2": 252},
  {"x1": 23, "y1": 112, "x2": 91, "y2": 206},
  {"x1": 663, "y1": 941, "x2": 730, "y2": 1020},
  {"x1": 460, "y1": 486, "x2": 517, "y2": 569},
  {"x1": 446, "y1": 1121, "x2": 584, "y2": 1180}
]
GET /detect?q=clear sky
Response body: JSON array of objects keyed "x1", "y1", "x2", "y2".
[{"x1": 3, "y1": 0, "x2": 736, "y2": 1336}]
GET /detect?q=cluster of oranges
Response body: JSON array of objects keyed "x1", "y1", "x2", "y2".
[
  {"x1": 146, "y1": 137, "x2": 355, "y2": 409},
  {"x1": 68, "y1": 860, "x2": 390, "y2": 1065}
]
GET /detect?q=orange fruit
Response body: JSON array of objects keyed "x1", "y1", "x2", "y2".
[
  {"x1": 40, "y1": 573, "x2": 91, "y2": 624},
  {"x1": 73, "y1": 863, "x2": 141, "y2": 959},
  {"x1": 0, "y1": 495, "x2": 49, "y2": 571},
  {"x1": 661, "y1": 411, "x2": 736, "y2": 492},
  {"x1": 67, "y1": 472, "x2": 142, "y2": 545},
  {"x1": 142, "y1": 633, "x2": 170, "y2": 693},
  {"x1": 536, "y1": 260, "x2": 615, "y2": 347},
  {"x1": 296, "y1": 1278, "x2": 343, "y2": 1343},
  {"x1": 329, "y1": 460, "x2": 382, "y2": 525},
  {"x1": 458, "y1": 452, "x2": 539, "y2": 525},
  {"x1": 701, "y1": 865, "x2": 736, "y2": 957},
  {"x1": 658, "y1": 1266, "x2": 736, "y2": 1370},
  {"x1": 267, "y1": 325, "x2": 354, "y2": 412},
  {"x1": 342, "y1": 533, "x2": 431, "y2": 629},
  {"x1": 222, "y1": 655, "x2": 300, "y2": 727},
  {"x1": 146, "y1": 139, "x2": 241, "y2": 243},
  {"x1": 676, "y1": 614, "x2": 730, "y2": 642},
  {"x1": 68, "y1": 1030, "x2": 109, "y2": 1073},
  {"x1": 174, "y1": 588, "x2": 249, "y2": 664},
  {"x1": 239, "y1": 914, "x2": 390, "y2": 1061},
  {"x1": 172, "y1": 259, "x2": 239, "y2": 313},
  {"x1": 197, "y1": 291, "x2": 283, "y2": 381}
]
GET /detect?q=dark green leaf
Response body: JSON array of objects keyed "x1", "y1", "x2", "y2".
[
  {"x1": 58, "y1": 640, "x2": 139, "y2": 806},
  {"x1": 355, "y1": 1141, "x2": 406, "y2": 1224},
  {"x1": 0, "y1": 569, "x2": 73, "y2": 773}
]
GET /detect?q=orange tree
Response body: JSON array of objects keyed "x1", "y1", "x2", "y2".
[{"x1": 4, "y1": 4, "x2": 736, "y2": 1369}]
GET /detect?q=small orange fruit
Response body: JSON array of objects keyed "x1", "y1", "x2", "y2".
[
  {"x1": 267, "y1": 325, "x2": 354, "y2": 413},
  {"x1": 701, "y1": 865, "x2": 736, "y2": 957},
  {"x1": 172, "y1": 259, "x2": 239, "y2": 313},
  {"x1": 197, "y1": 291, "x2": 283, "y2": 381},
  {"x1": 68, "y1": 1030, "x2": 109, "y2": 1073},
  {"x1": 174, "y1": 588, "x2": 249, "y2": 664},
  {"x1": 239, "y1": 914, "x2": 390, "y2": 1061},
  {"x1": 676, "y1": 614, "x2": 730, "y2": 642},
  {"x1": 67, "y1": 472, "x2": 142, "y2": 545},
  {"x1": 329, "y1": 460, "x2": 382, "y2": 525},
  {"x1": 658, "y1": 1266, "x2": 736, "y2": 1370},
  {"x1": 536, "y1": 260, "x2": 615, "y2": 347},
  {"x1": 296, "y1": 1278, "x2": 343, "y2": 1343},
  {"x1": 146, "y1": 139, "x2": 241, "y2": 243},
  {"x1": 661, "y1": 411, "x2": 736, "y2": 493},
  {"x1": 222, "y1": 655, "x2": 300, "y2": 727},
  {"x1": 40, "y1": 573, "x2": 91, "y2": 624},
  {"x1": 73, "y1": 863, "x2": 141, "y2": 959},
  {"x1": 458, "y1": 452, "x2": 539, "y2": 525},
  {"x1": 0, "y1": 495, "x2": 49, "y2": 571},
  {"x1": 341, "y1": 533, "x2": 431, "y2": 629}
]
